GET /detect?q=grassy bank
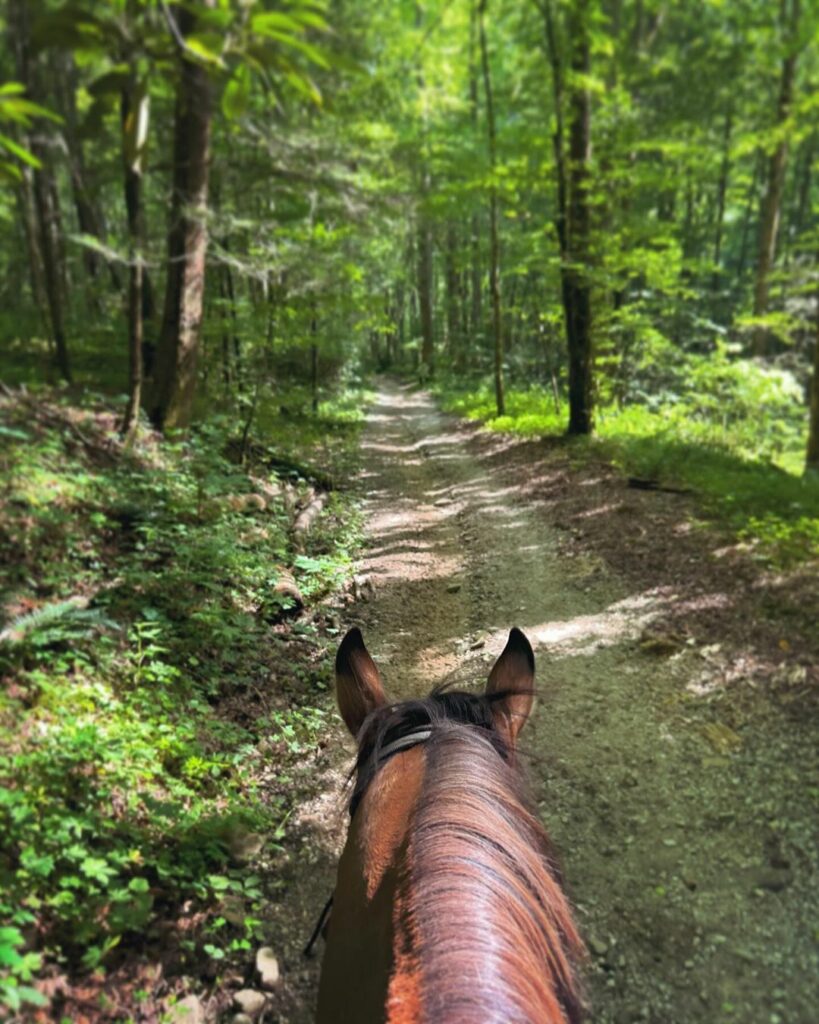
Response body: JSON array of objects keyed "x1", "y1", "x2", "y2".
[
  {"x1": 0, "y1": 388, "x2": 364, "y2": 1016},
  {"x1": 434, "y1": 374, "x2": 819, "y2": 568}
]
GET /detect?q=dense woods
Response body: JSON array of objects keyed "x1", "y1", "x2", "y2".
[
  {"x1": 1, "y1": 0, "x2": 818, "y2": 1018},
  {"x1": 0, "y1": 0, "x2": 818, "y2": 461}
]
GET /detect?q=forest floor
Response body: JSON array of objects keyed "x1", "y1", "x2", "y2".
[{"x1": 264, "y1": 378, "x2": 818, "y2": 1024}]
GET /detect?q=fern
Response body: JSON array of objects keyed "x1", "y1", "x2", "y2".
[{"x1": 0, "y1": 600, "x2": 117, "y2": 646}]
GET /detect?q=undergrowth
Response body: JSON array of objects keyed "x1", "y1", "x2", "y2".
[
  {"x1": 433, "y1": 356, "x2": 819, "y2": 567},
  {"x1": 0, "y1": 390, "x2": 363, "y2": 1015}
]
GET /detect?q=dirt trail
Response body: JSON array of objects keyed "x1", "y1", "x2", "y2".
[{"x1": 269, "y1": 380, "x2": 818, "y2": 1024}]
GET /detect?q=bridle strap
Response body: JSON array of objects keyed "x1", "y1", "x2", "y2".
[{"x1": 376, "y1": 727, "x2": 433, "y2": 763}]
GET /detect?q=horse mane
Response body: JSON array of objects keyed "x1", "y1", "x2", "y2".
[{"x1": 350, "y1": 690, "x2": 586, "y2": 1024}]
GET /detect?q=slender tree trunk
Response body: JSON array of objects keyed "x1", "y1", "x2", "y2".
[
  {"x1": 224, "y1": 255, "x2": 241, "y2": 390},
  {"x1": 790, "y1": 133, "x2": 815, "y2": 245},
  {"x1": 417, "y1": 216, "x2": 434, "y2": 373},
  {"x1": 151, "y1": 3, "x2": 214, "y2": 429},
  {"x1": 310, "y1": 308, "x2": 319, "y2": 415},
  {"x1": 120, "y1": 78, "x2": 149, "y2": 440},
  {"x1": 565, "y1": 0, "x2": 593, "y2": 435},
  {"x1": 807, "y1": 274, "x2": 819, "y2": 471},
  {"x1": 712, "y1": 108, "x2": 733, "y2": 290},
  {"x1": 11, "y1": 0, "x2": 71, "y2": 382},
  {"x1": 32, "y1": 144, "x2": 70, "y2": 384},
  {"x1": 736, "y1": 150, "x2": 763, "y2": 283},
  {"x1": 469, "y1": 3, "x2": 483, "y2": 357},
  {"x1": 16, "y1": 168, "x2": 50, "y2": 347},
  {"x1": 445, "y1": 224, "x2": 461, "y2": 363},
  {"x1": 413, "y1": 3, "x2": 435, "y2": 377},
  {"x1": 753, "y1": 0, "x2": 800, "y2": 355},
  {"x1": 541, "y1": 0, "x2": 576, "y2": 413},
  {"x1": 478, "y1": 0, "x2": 505, "y2": 416},
  {"x1": 56, "y1": 54, "x2": 121, "y2": 290}
]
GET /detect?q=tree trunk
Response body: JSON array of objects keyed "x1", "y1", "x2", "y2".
[
  {"x1": 806, "y1": 259, "x2": 819, "y2": 471},
  {"x1": 417, "y1": 216, "x2": 434, "y2": 373},
  {"x1": 752, "y1": 0, "x2": 800, "y2": 355},
  {"x1": 445, "y1": 223, "x2": 461, "y2": 362},
  {"x1": 151, "y1": 3, "x2": 214, "y2": 429},
  {"x1": 736, "y1": 150, "x2": 763, "y2": 282},
  {"x1": 564, "y1": 0, "x2": 593, "y2": 435},
  {"x1": 711, "y1": 107, "x2": 732, "y2": 291},
  {"x1": 469, "y1": 3, "x2": 483, "y2": 356},
  {"x1": 790, "y1": 133, "x2": 815, "y2": 246},
  {"x1": 16, "y1": 167, "x2": 50, "y2": 348},
  {"x1": 120, "y1": 78, "x2": 149, "y2": 440},
  {"x1": 541, "y1": 0, "x2": 577, "y2": 419},
  {"x1": 11, "y1": 0, "x2": 71, "y2": 382},
  {"x1": 478, "y1": 0, "x2": 505, "y2": 416},
  {"x1": 311, "y1": 308, "x2": 319, "y2": 415},
  {"x1": 56, "y1": 53, "x2": 121, "y2": 290}
]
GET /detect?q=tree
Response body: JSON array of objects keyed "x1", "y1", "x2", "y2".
[
  {"x1": 752, "y1": 0, "x2": 801, "y2": 354},
  {"x1": 564, "y1": 0, "x2": 593, "y2": 434},
  {"x1": 9, "y1": 0, "x2": 71, "y2": 382},
  {"x1": 478, "y1": 0, "x2": 504, "y2": 415},
  {"x1": 120, "y1": 72, "x2": 149, "y2": 439},
  {"x1": 150, "y1": 1, "x2": 216, "y2": 430}
]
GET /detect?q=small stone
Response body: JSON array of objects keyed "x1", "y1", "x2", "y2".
[
  {"x1": 233, "y1": 1016, "x2": 253, "y2": 1024},
  {"x1": 446, "y1": 582, "x2": 462, "y2": 593},
  {"x1": 469, "y1": 639, "x2": 485, "y2": 651},
  {"x1": 256, "y1": 946, "x2": 280, "y2": 988},
  {"x1": 228, "y1": 829, "x2": 265, "y2": 864},
  {"x1": 167, "y1": 995, "x2": 205, "y2": 1024},
  {"x1": 234, "y1": 989, "x2": 266, "y2": 1015},
  {"x1": 588, "y1": 934, "x2": 608, "y2": 958},
  {"x1": 221, "y1": 896, "x2": 246, "y2": 927}
]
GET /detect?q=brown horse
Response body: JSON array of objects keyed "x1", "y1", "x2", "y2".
[{"x1": 316, "y1": 627, "x2": 585, "y2": 1024}]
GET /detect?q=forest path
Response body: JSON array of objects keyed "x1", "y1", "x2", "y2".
[{"x1": 270, "y1": 379, "x2": 817, "y2": 1024}]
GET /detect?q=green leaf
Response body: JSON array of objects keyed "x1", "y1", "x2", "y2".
[
  {"x1": 0, "y1": 134, "x2": 42, "y2": 169},
  {"x1": 80, "y1": 856, "x2": 117, "y2": 885},
  {"x1": 222, "y1": 64, "x2": 251, "y2": 121},
  {"x1": 20, "y1": 849, "x2": 55, "y2": 878},
  {"x1": 251, "y1": 12, "x2": 306, "y2": 35},
  {"x1": 185, "y1": 35, "x2": 225, "y2": 68}
]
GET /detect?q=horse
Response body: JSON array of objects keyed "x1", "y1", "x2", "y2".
[{"x1": 315, "y1": 626, "x2": 585, "y2": 1023}]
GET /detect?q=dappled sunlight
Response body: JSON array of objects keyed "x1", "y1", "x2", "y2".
[
  {"x1": 574, "y1": 502, "x2": 627, "y2": 519},
  {"x1": 523, "y1": 591, "x2": 670, "y2": 657},
  {"x1": 366, "y1": 548, "x2": 462, "y2": 581}
]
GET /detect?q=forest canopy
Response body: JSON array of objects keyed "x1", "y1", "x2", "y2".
[{"x1": 0, "y1": 0, "x2": 817, "y2": 471}]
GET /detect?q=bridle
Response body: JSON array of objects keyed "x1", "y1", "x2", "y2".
[{"x1": 303, "y1": 725, "x2": 434, "y2": 957}]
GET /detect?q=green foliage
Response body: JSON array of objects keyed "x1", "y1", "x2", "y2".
[
  {"x1": 0, "y1": 391, "x2": 361, "y2": 1009},
  {"x1": 0, "y1": 82, "x2": 60, "y2": 183},
  {"x1": 434, "y1": 353, "x2": 819, "y2": 567}
]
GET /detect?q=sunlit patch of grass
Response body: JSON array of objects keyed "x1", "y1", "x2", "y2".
[{"x1": 433, "y1": 378, "x2": 818, "y2": 567}]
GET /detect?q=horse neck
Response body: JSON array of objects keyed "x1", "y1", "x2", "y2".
[
  {"x1": 405, "y1": 728, "x2": 584, "y2": 1024},
  {"x1": 317, "y1": 746, "x2": 428, "y2": 1024}
]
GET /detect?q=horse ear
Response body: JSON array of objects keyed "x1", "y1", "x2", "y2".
[
  {"x1": 335, "y1": 628, "x2": 387, "y2": 737},
  {"x1": 486, "y1": 627, "x2": 535, "y2": 747}
]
